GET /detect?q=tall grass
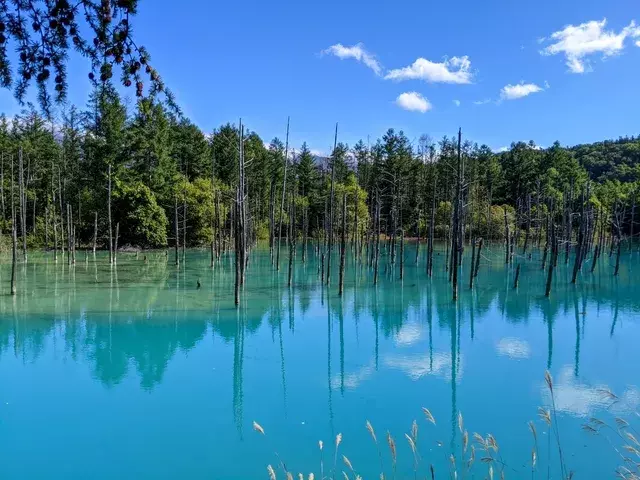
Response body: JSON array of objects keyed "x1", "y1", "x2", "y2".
[{"x1": 253, "y1": 371, "x2": 637, "y2": 479}]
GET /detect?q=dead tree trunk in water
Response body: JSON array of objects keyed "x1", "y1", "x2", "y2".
[
  {"x1": 302, "y1": 204, "x2": 308, "y2": 263},
  {"x1": 373, "y1": 194, "x2": 381, "y2": 285},
  {"x1": 18, "y1": 147, "x2": 26, "y2": 262},
  {"x1": 571, "y1": 187, "x2": 587, "y2": 284},
  {"x1": 174, "y1": 194, "x2": 179, "y2": 266},
  {"x1": 326, "y1": 123, "x2": 338, "y2": 285},
  {"x1": 339, "y1": 192, "x2": 347, "y2": 296},
  {"x1": 474, "y1": 238, "x2": 483, "y2": 278},
  {"x1": 276, "y1": 117, "x2": 290, "y2": 271},
  {"x1": 613, "y1": 200, "x2": 623, "y2": 277},
  {"x1": 545, "y1": 225, "x2": 557, "y2": 297},
  {"x1": 469, "y1": 237, "x2": 476, "y2": 289},
  {"x1": 427, "y1": 169, "x2": 436, "y2": 277},
  {"x1": 114, "y1": 222, "x2": 119, "y2": 264},
  {"x1": 504, "y1": 207, "x2": 510, "y2": 264},
  {"x1": 10, "y1": 155, "x2": 16, "y2": 295},
  {"x1": 92, "y1": 211, "x2": 98, "y2": 254},
  {"x1": 287, "y1": 180, "x2": 296, "y2": 288},
  {"x1": 234, "y1": 188, "x2": 240, "y2": 306},
  {"x1": 451, "y1": 128, "x2": 463, "y2": 302},
  {"x1": 523, "y1": 194, "x2": 531, "y2": 255},
  {"x1": 399, "y1": 227, "x2": 405, "y2": 280},
  {"x1": 108, "y1": 163, "x2": 113, "y2": 264}
]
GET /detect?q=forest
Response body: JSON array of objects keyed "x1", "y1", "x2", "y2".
[{"x1": 0, "y1": 86, "x2": 638, "y2": 260}]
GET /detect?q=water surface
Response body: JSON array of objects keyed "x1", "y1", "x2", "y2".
[{"x1": 0, "y1": 244, "x2": 638, "y2": 479}]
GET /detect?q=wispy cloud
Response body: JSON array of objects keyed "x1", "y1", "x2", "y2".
[
  {"x1": 453, "y1": 99, "x2": 461, "y2": 107},
  {"x1": 321, "y1": 43, "x2": 383, "y2": 75},
  {"x1": 385, "y1": 56, "x2": 473, "y2": 84},
  {"x1": 541, "y1": 366, "x2": 640, "y2": 417},
  {"x1": 540, "y1": 18, "x2": 640, "y2": 73},
  {"x1": 395, "y1": 92, "x2": 432, "y2": 113},
  {"x1": 384, "y1": 352, "x2": 463, "y2": 382},
  {"x1": 473, "y1": 98, "x2": 491, "y2": 105},
  {"x1": 500, "y1": 82, "x2": 544, "y2": 100},
  {"x1": 496, "y1": 337, "x2": 531, "y2": 359}
]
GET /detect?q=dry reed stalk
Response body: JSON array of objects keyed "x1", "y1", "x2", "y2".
[
  {"x1": 333, "y1": 433, "x2": 342, "y2": 477},
  {"x1": 387, "y1": 431, "x2": 397, "y2": 478},
  {"x1": 405, "y1": 433, "x2": 418, "y2": 479},
  {"x1": 422, "y1": 407, "x2": 436, "y2": 426},
  {"x1": 343, "y1": 455, "x2": 354, "y2": 474},
  {"x1": 267, "y1": 464, "x2": 276, "y2": 480},
  {"x1": 253, "y1": 421, "x2": 265, "y2": 435},
  {"x1": 366, "y1": 420, "x2": 385, "y2": 476}
]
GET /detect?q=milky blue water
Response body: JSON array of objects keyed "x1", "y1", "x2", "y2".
[{"x1": 0, "y1": 243, "x2": 638, "y2": 479}]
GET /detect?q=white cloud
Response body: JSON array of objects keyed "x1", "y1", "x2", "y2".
[
  {"x1": 384, "y1": 352, "x2": 463, "y2": 382},
  {"x1": 453, "y1": 99, "x2": 461, "y2": 107},
  {"x1": 496, "y1": 337, "x2": 531, "y2": 359},
  {"x1": 541, "y1": 18, "x2": 640, "y2": 73},
  {"x1": 321, "y1": 43, "x2": 382, "y2": 75},
  {"x1": 500, "y1": 82, "x2": 544, "y2": 100},
  {"x1": 474, "y1": 99, "x2": 491, "y2": 105},
  {"x1": 636, "y1": 40, "x2": 640, "y2": 47},
  {"x1": 541, "y1": 366, "x2": 640, "y2": 417},
  {"x1": 331, "y1": 362, "x2": 374, "y2": 390},
  {"x1": 385, "y1": 56, "x2": 473, "y2": 84},
  {"x1": 395, "y1": 92, "x2": 432, "y2": 113},
  {"x1": 495, "y1": 146, "x2": 509, "y2": 153},
  {"x1": 395, "y1": 321, "x2": 423, "y2": 346}
]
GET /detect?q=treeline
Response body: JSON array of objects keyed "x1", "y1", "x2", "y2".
[{"x1": 0, "y1": 84, "x2": 638, "y2": 255}]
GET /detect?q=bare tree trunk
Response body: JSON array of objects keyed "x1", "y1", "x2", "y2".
[
  {"x1": 545, "y1": 226, "x2": 557, "y2": 297},
  {"x1": 427, "y1": 169, "x2": 436, "y2": 277},
  {"x1": 474, "y1": 238, "x2": 483, "y2": 278},
  {"x1": 92, "y1": 211, "x2": 98, "y2": 254},
  {"x1": 114, "y1": 222, "x2": 119, "y2": 264},
  {"x1": 10, "y1": 154, "x2": 16, "y2": 295},
  {"x1": 469, "y1": 237, "x2": 476, "y2": 289},
  {"x1": 234, "y1": 188, "x2": 240, "y2": 306},
  {"x1": 514, "y1": 263, "x2": 521, "y2": 289},
  {"x1": 216, "y1": 191, "x2": 222, "y2": 260},
  {"x1": 614, "y1": 236, "x2": 622, "y2": 276},
  {"x1": 58, "y1": 165, "x2": 65, "y2": 256},
  {"x1": 452, "y1": 128, "x2": 463, "y2": 301},
  {"x1": 326, "y1": 122, "x2": 338, "y2": 284},
  {"x1": 108, "y1": 163, "x2": 113, "y2": 264},
  {"x1": 174, "y1": 194, "x2": 179, "y2": 266},
  {"x1": 373, "y1": 194, "x2": 381, "y2": 285},
  {"x1": 302, "y1": 205, "x2": 308, "y2": 263},
  {"x1": 67, "y1": 204, "x2": 72, "y2": 265},
  {"x1": 571, "y1": 188, "x2": 587, "y2": 284},
  {"x1": 45, "y1": 206, "x2": 49, "y2": 250},
  {"x1": 288, "y1": 186, "x2": 296, "y2": 288},
  {"x1": 399, "y1": 228, "x2": 405, "y2": 280},
  {"x1": 523, "y1": 194, "x2": 531, "y2": 254},
  {"x1": 353, "y1": 189, "x2": 359, "y2": 258},
  {"x1": 182, "y1": 197, "x2": 187, "y2": 260},
  {"x1": 18, "y1": 147, "x2": 26, "y2": 262},
  {"x1": 339, "y1": 192, "x2": 347, "y2": 295},
  {"x1": 504, "y1": 207, "x2": 510, "y2": 264},
  {"x1": 276, "y1": 117, "x2": 290, "y2": 271}
]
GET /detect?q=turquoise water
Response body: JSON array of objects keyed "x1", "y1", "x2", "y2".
[{"x1": 0, "y1": 243, "x2": 638, "y2": 479}]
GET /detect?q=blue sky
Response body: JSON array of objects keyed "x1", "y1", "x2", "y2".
[{"x1": 1, "y1": 0, "x2": 639, "y2": 154}]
